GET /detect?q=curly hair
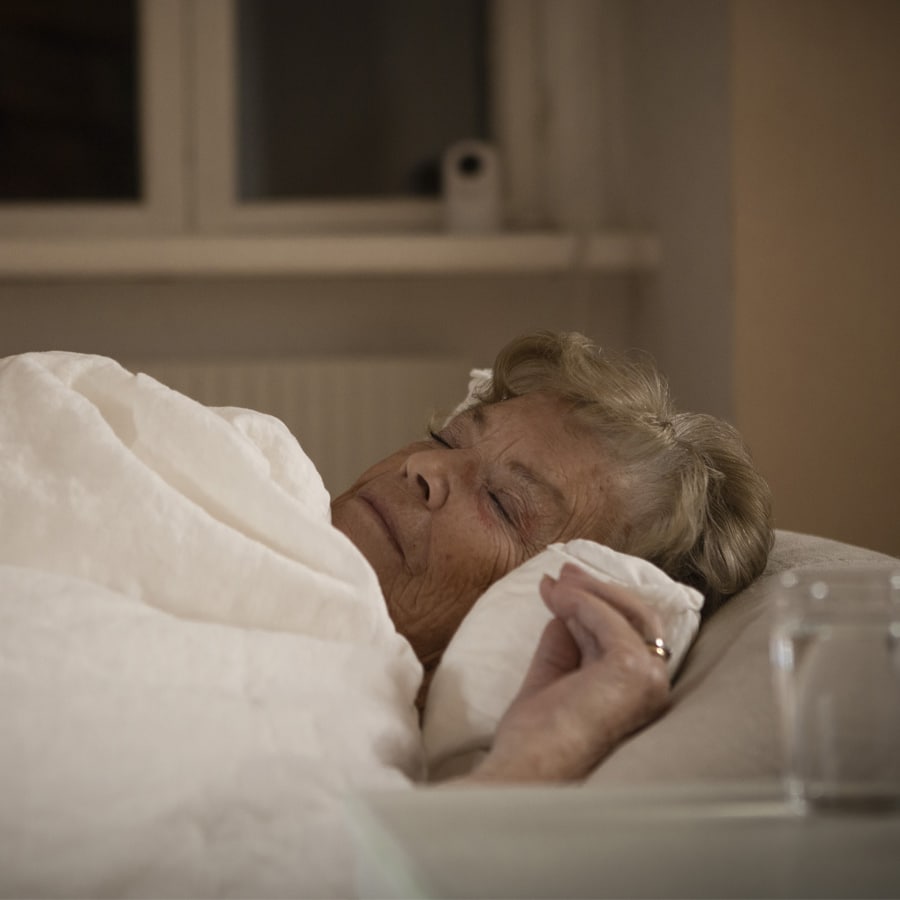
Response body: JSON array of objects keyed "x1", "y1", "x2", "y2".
[{"x1": 470, "y1": 331, "x2": 773, "y2": 614}]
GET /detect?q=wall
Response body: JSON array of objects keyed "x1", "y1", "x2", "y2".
[
  {"x1": 732, "y1": 0, "x2": 900, "y2": 555},
  {"x1": 0, "y1": 273, "x2": 632, "y2": 366},
  {"x1": 624, "y1": 0, "x2": 899, "y2": 557},
  {"x1": 624, "y1": 0, "x2": 734, "y2": 421}
]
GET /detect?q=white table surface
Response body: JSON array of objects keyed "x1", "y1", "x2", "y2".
[{"x1": 346, "y1": 781, "x2": 900, "y2": 898}]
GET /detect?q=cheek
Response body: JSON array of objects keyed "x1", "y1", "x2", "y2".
[
  {"x1": 393, "y1": 515, "x2": 523, "y2": 668},
  {"x1": 396, "y1": 547, "x2": 507, "y2": 668},
  {"x1": 429, "y1": 508, "x2": 520, "y2": 589},
  {"x1": 333, "y1": 455, "x2": 400, "y2": 501}
]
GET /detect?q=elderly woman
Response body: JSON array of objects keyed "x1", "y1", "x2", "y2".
[{"x1": 333, "y1": 330, "x2": 773, "y2": 780}]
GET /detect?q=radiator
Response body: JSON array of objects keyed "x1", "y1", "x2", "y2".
[{"x1": 125, "y1": 355, "x2": 472, "y2": 496}]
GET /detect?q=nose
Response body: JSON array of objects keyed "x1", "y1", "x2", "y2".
[{"x1": 403, "y1": 446, "x2": 476, "y2": 510}]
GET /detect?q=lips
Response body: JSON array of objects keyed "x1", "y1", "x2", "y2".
[{"x1": 358, "y1": 491, "x2": 404, "y2": 558}]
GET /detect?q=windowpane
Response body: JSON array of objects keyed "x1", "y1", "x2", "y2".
[
  {"x1": 236, "y1": 0, "x2": 488, "y2": 200},
  {"x1": 0, "y1": 0, "x2": 140, "y2": 202}
]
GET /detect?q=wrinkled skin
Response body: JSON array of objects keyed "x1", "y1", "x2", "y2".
[{"x1": 331, "y1": 393, "x2": 614, "y2": 670}]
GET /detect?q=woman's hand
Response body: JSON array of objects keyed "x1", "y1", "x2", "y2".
[{"x1": 465, "y1": 563, "x2": 671, "y2": 782}]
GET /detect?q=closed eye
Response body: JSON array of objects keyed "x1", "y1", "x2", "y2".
[
  {"x1": 428, "y1": 429, "x2": 452, "y2": 448},
  {"x1": 488, "y1": 490, "x2": 513, "y2": 524}
]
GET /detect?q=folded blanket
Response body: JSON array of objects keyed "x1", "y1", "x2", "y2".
[
  {"x1": 0, "y1": 351, "x2": 393, "y2": 637},
  {"x1": 0, "y1": 352, "x2": 422, "y2": 898}
]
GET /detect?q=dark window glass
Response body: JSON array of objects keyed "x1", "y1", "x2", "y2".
[
  {"x1": 0, "y1": 0, "x2": 139, "y2": 202},
  {"x1": 237, "y1": 0, "x2": 488, "y2": 200}
]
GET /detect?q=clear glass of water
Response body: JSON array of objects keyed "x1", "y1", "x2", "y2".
[{"x1": 770, "y1": 567, "x2": 900, "y2": 813}]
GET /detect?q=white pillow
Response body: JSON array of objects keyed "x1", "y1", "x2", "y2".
[{"x1": 422, "y1": 540, "x2": 704, "y2": 777}]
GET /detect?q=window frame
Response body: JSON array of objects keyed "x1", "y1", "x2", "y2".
[
  {"x1": 190, "y1": 0, "x2": 623, "y2": 234},
  {"x1": 0, "y1": 0, "x2": 189, "y2": 237}
]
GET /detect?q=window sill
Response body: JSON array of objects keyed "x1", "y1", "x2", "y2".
[{"x1": 0, "y1": 231, "x2": 659, "y2": 280}]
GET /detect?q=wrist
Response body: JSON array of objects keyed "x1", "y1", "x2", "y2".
[{"x1": 466, "y1": 727, "x2": 612, "y2": 784}]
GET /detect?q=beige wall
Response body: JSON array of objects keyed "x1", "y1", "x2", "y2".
[
  {"x1": 0, "y1": 274, "x2": 633, "y2": 365},
  {"x1": 624, "y1": 0, "x2": 733, "y2": 421},
  {"x1": 733, "y1": 0, "x2": 900, "y2": 556}
]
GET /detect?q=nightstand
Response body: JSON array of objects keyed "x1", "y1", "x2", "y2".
[{"x1": 347, "y1": 781, "x2": 900, "y2": 898}]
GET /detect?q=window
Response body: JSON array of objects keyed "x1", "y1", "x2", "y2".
[
  {"x1": 0, "y1": 0, "x2": 625, "y2": 238},
  {"x1": 0, "y1": 0, "x2": 140, "y2": 202},
  {"x1": 0, "y1": 0, "x2": 186, "y2": 236},
  {"x1": 193, "y1": 0, "x2": 496, "y2": 232},
  {"x1": 236, "y1": 0, "x2": 488, "y2": 201}
]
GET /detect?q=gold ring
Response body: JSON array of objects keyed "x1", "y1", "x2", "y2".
[{"x1": 646, "y1": 637, "x2": 672, "y2": 661}]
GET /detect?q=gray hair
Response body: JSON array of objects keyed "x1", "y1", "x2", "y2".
[{"x1": 470, "y1": 331, "x2": 774, "y2": 614}]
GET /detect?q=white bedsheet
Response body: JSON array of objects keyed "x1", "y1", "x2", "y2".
[{"x1": 0, "y1": 352, "x2": 423, "y2": 898}]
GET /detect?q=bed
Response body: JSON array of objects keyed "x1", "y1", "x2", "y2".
[{"x1": 1, "y1": 351, "x2": 896, "y2": 898}]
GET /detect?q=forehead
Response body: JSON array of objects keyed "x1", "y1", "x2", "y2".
[
  {"x1": 457, "y1": 393, "x2": 599, "y2": 475},
  {"x1": 466, "y1": 391, "x2": 574, "y2": 432}
]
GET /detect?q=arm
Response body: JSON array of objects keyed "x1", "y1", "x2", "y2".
[{"x1": 462, "y1": 563, "x2": 671, "y2": 783}]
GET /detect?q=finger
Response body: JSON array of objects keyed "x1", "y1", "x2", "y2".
[
  {"x1": 554, "y1": 563, "x2": 666, "y2": 647},
  {"x1": 540, "y1": 574, "x2": 641, "y2": 659},
  {"x1": 565, "y1": 616, "x2": 599, "y2": 659},
  {"x1": 539, "y1": 575, "x2": 596, "y2": 661},
  {"x1": 516, "y1": 617, "x2": 581, "y2": 698},
  {"x1": 542, "y1": 570, "x2": 669, "y2": 672}
]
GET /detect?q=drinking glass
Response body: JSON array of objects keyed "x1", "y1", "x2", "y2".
[{"x1": 771, "y1": 567, "x2": 900, "y2": 812}]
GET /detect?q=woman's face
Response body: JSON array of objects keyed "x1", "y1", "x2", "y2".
[{"x1": 331, "y1": 392, "x2": 615, "y2": 668}]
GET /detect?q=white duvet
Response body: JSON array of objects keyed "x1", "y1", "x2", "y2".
[{"x1": 0, "y1": 352, "x2": 423, "y2": 898}]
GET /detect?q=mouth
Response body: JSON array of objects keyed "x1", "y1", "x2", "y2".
[{"x1": 358, "y1": 492, "x2": 404, "y2": 558}]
